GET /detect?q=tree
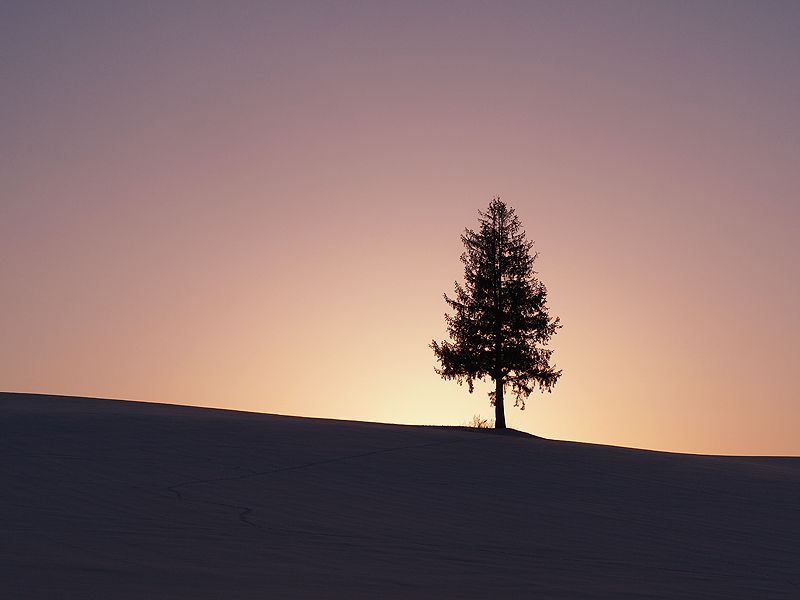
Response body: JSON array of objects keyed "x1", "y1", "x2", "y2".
[{"x1": 431, "y1": 198, "x2": 562, "y2": 429}]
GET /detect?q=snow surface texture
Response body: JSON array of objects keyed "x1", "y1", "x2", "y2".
[{"x1": 2, "y1": 392, "x2": 798, "y2": 598}]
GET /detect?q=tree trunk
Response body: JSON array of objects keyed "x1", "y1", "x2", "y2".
[
  {"x1": 494, "y1": 217, "x2": 506, "y2": 430},
  {"x1": 494, "y1": 375, "x2": 506, "y2": 429}
]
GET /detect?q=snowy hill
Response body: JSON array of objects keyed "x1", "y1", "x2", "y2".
[{"x1": 2, "y1": 392, "x2": 798, "y2": 598}]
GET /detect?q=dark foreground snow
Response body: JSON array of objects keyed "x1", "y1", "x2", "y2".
[{"x1": 2, "y1": 392, "x2": 798, "y2": 598}]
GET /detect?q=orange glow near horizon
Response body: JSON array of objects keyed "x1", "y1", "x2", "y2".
[{"x1": 2, "y1": 2, "x2": 799, "y2": 455}]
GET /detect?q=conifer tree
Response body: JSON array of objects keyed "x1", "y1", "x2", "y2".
[{"x1": 431, "y1": 198, "x2": 562, "y2": 429}]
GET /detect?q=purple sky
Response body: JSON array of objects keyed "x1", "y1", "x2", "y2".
[{"x1": 2, "y1": 1, "x2": 799, "y2": 454}]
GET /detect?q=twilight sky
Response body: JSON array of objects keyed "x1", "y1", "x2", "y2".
[{"x1": 2, "y1": 1, "x2": 798, "y2": 455}]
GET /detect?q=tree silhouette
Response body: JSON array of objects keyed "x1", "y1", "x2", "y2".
[{"x1": 431, "y1": 198, "x2": 562, "y2": 429}]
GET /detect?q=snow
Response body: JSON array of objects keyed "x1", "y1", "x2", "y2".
[{"x1": 2, "y1": 392, "x2": 798, "y2": 598}]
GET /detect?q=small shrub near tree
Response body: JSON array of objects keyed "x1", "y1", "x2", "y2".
[{"x1": 463, "y1": 414, "x2": 495, "y2": 429}]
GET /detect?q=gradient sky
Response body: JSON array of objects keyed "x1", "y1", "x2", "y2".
[{"x1": 3, "y1": 1, "x2": 798, "y2": 455}]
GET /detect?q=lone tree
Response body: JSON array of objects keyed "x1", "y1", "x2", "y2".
[{"x1": 431, "y1": 198, "x2": 562, "y2": 429}]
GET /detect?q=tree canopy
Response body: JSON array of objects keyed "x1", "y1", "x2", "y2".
[{"x1": 431, "y1": 198, "x2": 562, "y2": 429}]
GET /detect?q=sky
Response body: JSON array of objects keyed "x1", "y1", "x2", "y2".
[{"x1": 2, "y1": 1, "x2": 798, "y2": 455}]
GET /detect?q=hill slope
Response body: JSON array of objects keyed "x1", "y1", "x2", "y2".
[{"x1": 2, "y1": 392, "x2": 798, "y2": 598}]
